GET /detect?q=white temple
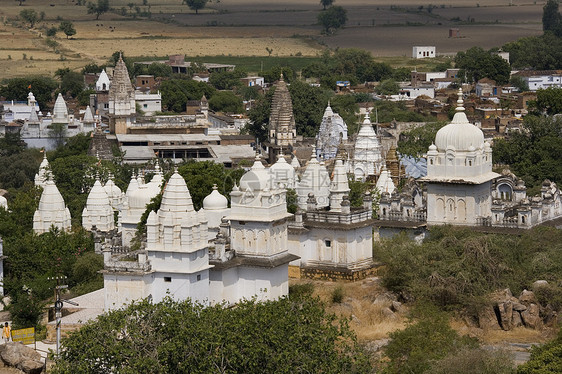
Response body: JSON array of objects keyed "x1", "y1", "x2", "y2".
[
  {"x1": 316, "y1": 103, "x2": 348, "y2": 161},
  {"x1": 103, "y1": 157, "x2": 299, "y2": 310},
  {"x1": 375, "y1": 166, "x2": 396, "y2": 196},
  {"x1": 82, "y1": 176, "x2": 115, "y2": 232},
  {"x1": 96, "y1": 69, "x2": 110, "y2": 92},
  {"x1": 33, "y1": 177, "x2": 72, "y2": 234},
  {"x1": 52, "y1": 93, "x2": 69, "y2": 124},
  {"x1": 120, "y1": 166, "x2": 163, "y2": 248},
  {"x1": 422, "y1": 89, "x2": 498, "y2": 226},
  {"x1": 296, "y1": 146, "x2": 330, "y2": 209},
  {"x1": 0, "y1": 195, "x2": 7, "y2": 211},
  {"x1": 103, "y1": 174, "x2": 123, "y2": 211},
  {"x1": 352, "y1": 112, "x2": 384, "y2": 182},
  {"x1": 270, "y1": 154, "x2": 296, "y2": 189},
  {"x1": 34, "y1": 153, "x2": 50, "y2": 187}
]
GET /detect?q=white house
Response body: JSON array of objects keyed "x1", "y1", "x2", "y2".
[{"x1": 412, "y1": 46, "x2": 436, "y2": 59}]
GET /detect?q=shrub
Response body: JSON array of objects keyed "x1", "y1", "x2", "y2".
[
  {"x1": 332, "y1": 285, "x2": 344, "y2": 303},
  {"x1": 430, "y1": 347, "x2": 514, "y2": 374}
]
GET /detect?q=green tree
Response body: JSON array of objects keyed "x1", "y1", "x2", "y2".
[
  {"x1": 289, "y1": 80, "x2": 329, "y2": 137},
  {"x1": 510, "y1": 75, "x2": 530, "y2": 92},
  {"x1": 0, "y1": 149, "x2": 40, "y2": 189},
  {"x1": 159, "y1": 79, "x2": 216, "y2": 112},
  {"x1": 87, "y1": 0, "x2": 110, "y2": 20},
  {"x1": 19, "y1": 9, "x2": 38, "y2": 28},
  {"x1": 245, "y1": 89, "x2": 274, "y2": 142},
  {"x1": 454, "y1": 47, "x2": 511, "y2": 85},
  {"x1": 398, "y1": 122, "x2": 446, "y2": 159},
  {"x1": 53, "y1": 297, "x2": 371, "y2": 374},
  {"x1": 493, "y1": 115, "x2": 562, "y2": 190},
  {"x1": 0, "y1": 76, "x2": 58, "y2": 109},
  {"x1": 542, "y1": 0, "x2": 562, "y2": 36},
  {"x1": 46, "y1": 26, "x2": 57, "y2": 37},
  {"x1": 177, "y1": 160, "x2": 243, "y2": 210},
  {"x1": 384, "y1": 306, "x2": 477, "y2": 374},
  {"x1": 59, "y1": 20, "x2": 76, "y2": 39},
  {"x1": 147, "y1": 63, "x2": 173, "y2": 78},
  {"x1": 535, "y1": 87, "x2": 562, "y2": 115},
  {"x1": 59, "y1": 71, "x2": 85, "y2": 98},
  {"x1": 503, "y1": 33, "x2": 562, "y2": 70},
  {"x1": 208, "y1": 91, "x2": 244, "y2": 113},
  {"x1": 317, "y1": 5, "x2": 347, "y2": 34},
  {"x1": 376, "y1": 78, "x2": 400, "y2": 95},
  {"x1": 183, "y1": 0, "x2": 209, "y2": 14},
  {"x1": 209, "y1": 69, "x2": 247, "y2": 90},
  {"x1": 320, "y1": 0, "x2": 334, "y2": 10}
]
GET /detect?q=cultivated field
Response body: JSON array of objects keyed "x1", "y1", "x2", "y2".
[{"x1": 0, "y1": 0, "x2": 547, "y2": 79}]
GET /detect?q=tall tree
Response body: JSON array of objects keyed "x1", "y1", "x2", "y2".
[
  {"x1": 542, "y1": 0, "x2": 562, "y2": 36},
  {"x1": 59, "y1": 21, "x2": 76, "y2": 39},
  {"x1": 183, "y1": 0, "x2": 209, "y2": 14},
  {"x1": 87, "y1": 0, "x2": 110, "y2": 20},
  {"x1": 52, "y1": 297, "x2": 371, "y2": 374},
  {"x1": 454, "y1": 47, "x2": 511, "y2": 85},
  {"x1": 320, "y1": 0, "x2": 334, "y2": 10},
  {"x1": 317, "y1": 5, "x2": 347, "y2": 34},
  {"x1": 19, "y1": 9, "x2": 38, "y2": 28}
]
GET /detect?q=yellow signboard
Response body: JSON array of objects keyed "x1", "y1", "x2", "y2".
[{"x1": 11, "y1": 327, "x2": 35, "y2": 345}]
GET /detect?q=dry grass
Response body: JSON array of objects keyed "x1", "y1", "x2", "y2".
[
  {"x1": 0, "y1": 0, "x2": 545, "y2": 78},
  {"x1": 292, "y1": 278, "x2": 407, "y2": 342}
]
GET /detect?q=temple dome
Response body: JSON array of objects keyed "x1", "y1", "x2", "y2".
[
  {"x1": 270, "y1": 154, "x2": 295, "y2": 189},
  {"x1": 52, "y1": 93, "x2": 69, "y2": 124},
  {"x1": 239, "y1": 155, "x2": 270, "y2": 191},
  {"x1": 159, "y1": 172, "x2": 194, "y2": 213},
  {"x1": 0, "y1": 195, "x2": 7, "y2": 210},
  {"x1": 38, "y1": 179, "x2": 67, "y2": 211},
  {"x1": 86, "y1": 179, "x2": 111, "y2": 208},
  {"x1": 434, "y1": 89, "x2": 484, "y2": 152},
  {"x1": 203, "y1": 185, "x2": 228, "y2": 210}
]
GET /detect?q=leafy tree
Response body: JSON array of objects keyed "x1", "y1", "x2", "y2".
[
  {"x1": 542, "y1": 0, "x2": 562, "y2": 36},
  {"x1": 183, "y1": 0, "x2": 209, "y2": 14},
  {"x1": 289, "y1": 80, "x2": 329, "y2": 137},
  {"x1": 376, "y1": 78, "x2": 400, "y2": 95},
  {"x1": 245, "y1": 88, "x2": 274, "y2": 142},
  {"x1": 454, "y1": 47, "x2": 511, "y2": 85},
  {"x1": 535, "y1": 87, "x2": 562, "y2": 115},
  {"x1": 384, "y1": 306, "x2": 477, "y2": 374},
  {"x1": 59, "y1": 71, "x2": 85, "y2": 98},
  {"x1": 209, "y1": 69, "x2": 246, "y2": 90},
  {"x1": 77, "y1": 88, "x2": 95, "y2": 106},
  {"x1": 46, "y1": 26, "x2": 57, "y2": 37},
  {"x1": 494, "y1": 115, "x2": 562, "y2": 191},
  {"x1": 320, "y1": 0, "x2": 334, "y2": 10},
  {"x1": 0, "y1": 149, "x2": 40, "y2": 189},
  {"x1": 159, "y1": 79, "x2": 216, "y2": 112},
  {"x1": 398, "y1": 122, "x2": 446, "y2": 159},
  {"x1": 317, "y1": 5, "x2": 347, "y2": 34},
  {"x1": 0, "y1": 76, "x2": 57, "y2": 109},
  {"x1": 87, "y1": 0, "x2": 110, "y2": 20},
  {"x1": 53, "y1": 297, "x2": 372, "y2": 373},
  {"x1": 178, "y1": 160, "x2": 243, "y2": 210},
  {"x1": 518, "y1": 327, "x2": 562, "y2": 374},
  {"x1": 208, "y1": 91, "x2": 244, "y2": 113},
  {"x1": 510, "y1": 75, "x2": 530, "y2": 92},
  {"x1": 0, "y1": 131, "x2": 27, "y2": 157},
  {"x1": 262, "y1": 66, "x2": 294, "y2": 84},
  {"x1": 330, "y1": 94, "x2": 359, "y2": 134},
  {"x1": 81, "y1": 63, "x2": 105, "y2": 75},
  {"x1": 20, "y1": 9, "x2": 38, "y2": 28},
  {"x1": 59, "y1": 20, "x2": 76, "y2": 39},
  {"x1": 503, "y1": 33, "x2": 562, "y2": 70},
  {"x1": 147, "y1": 63, "x2": 172, "y2": 78}
]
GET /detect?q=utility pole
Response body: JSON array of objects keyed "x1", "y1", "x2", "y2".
[{"x1": 48, "y1": 276, "x2": 78, "y2": 358}]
